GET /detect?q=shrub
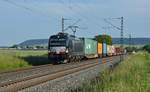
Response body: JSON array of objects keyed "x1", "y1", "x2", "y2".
[{"x1": 143, "y1": 45, "x2": 150, "y2": 53}]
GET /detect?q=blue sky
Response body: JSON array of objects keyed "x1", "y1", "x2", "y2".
[{"x1": 0, "y1": 0, "x2": 150, "y2": 46}]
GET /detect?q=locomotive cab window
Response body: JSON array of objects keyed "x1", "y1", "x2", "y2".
[{"x1": 49, "y1": 38, "x2": 67, "y2": 47}]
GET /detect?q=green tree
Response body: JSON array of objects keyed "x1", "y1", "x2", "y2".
[
  {"x1": 93, "y1": 35, "x2": 113, "y2": 45},
  {"x1": 143, "y1": 45, "x2": 150, "y2": 53}
]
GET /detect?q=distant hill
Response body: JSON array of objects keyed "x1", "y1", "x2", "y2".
[
  {"x1": 19, "y1": 39, "x2": 48, "y2": 46},
  {"x1": 18, "y1": 38, "x2": 150, "y2": 46}
]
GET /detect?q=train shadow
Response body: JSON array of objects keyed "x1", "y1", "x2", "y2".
[{"x1": 21, "y1": 54, "x2": 53, "y2": 66}]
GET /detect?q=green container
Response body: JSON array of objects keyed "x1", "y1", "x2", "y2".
[{"x1": 83, "y1": 38, "x2": 97, "y2": 54}]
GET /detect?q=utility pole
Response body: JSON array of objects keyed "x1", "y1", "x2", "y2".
[
  {"x1": 120, "y1": 17, "x2": 124, "y2": 48},
  {"x1": 62, "y1": 17, "x2": 65, "y2": 33},
  {"x1": 129, "y1": 33, "x2": 132, "y2": 48},
  {"x1": 120, "y1": 17, "x2": 124, "y2": 61},
  {"x1": 62, "y1": 17, "x2": 71, "y2": 33},
  {"x1": 104, "y1": 17, "x2": 124, "y2": 61}
]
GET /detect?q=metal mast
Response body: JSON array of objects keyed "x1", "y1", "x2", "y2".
[
  {"x1": 104, "y1": 17, "x2": 124, "y2": 61},
  {"x1": 120, "y1": 17, "x2": 124, "y2": 48},
  {"x1": 120, "y1": 17, "x2": 124, "y2": 61},
  {"x1": 129, "y1": 33, "x2": 132, "y2": 48},
  {"x1": 62, "y1": 17, "x2": 65, "y2": 33}
]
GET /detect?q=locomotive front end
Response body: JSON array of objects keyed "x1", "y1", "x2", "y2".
[{"x1": 48, "y1": 33, "x2": 69, "y2": 63}]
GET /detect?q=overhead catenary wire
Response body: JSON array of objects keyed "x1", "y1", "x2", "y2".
[
  {"x1": 57, "y1": 0, "x2": 104, "y2": 32},
  {"x1": 4, "y1": 0, "x2": 103, "y2": 34},
  {"x1": 71, "y1": 1, "x2": 131, "y2": 39},
  {"x1": 3, "y1": 0, "x2": 33, "y2": 11},
  {"x1": 3, "y1": 0, "x2": 130, "y2": 38},
  {"x1": 2, "y1": 0, "x2": 55, "y2": 19},
  {"x1": 104, "y1": 18, "x2": 131, "y2": 38}
]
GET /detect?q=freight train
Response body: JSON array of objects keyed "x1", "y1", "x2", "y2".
[{"x1": 48, "y1": 32, "x2": 125, "y2": 64}]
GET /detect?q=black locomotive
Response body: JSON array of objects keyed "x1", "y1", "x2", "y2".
[{"x1": 48, "y1": 32, "x2": 84, "y2": 64}]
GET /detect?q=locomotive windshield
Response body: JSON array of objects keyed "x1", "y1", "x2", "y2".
[{"x1": 49, "y1": 35, "x2": 67, "y2": 47}]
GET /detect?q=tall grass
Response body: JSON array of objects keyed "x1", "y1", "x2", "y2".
[
  {"x1": 0, "y1": 50, "x2": 49, "y2": 71},
  {"x1": 80, "y1": 51, "x2": 150, "y2": 92}
]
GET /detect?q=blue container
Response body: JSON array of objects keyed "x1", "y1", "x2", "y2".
[
  {"x1": 112, "y1": 46, "x2": 114, "y2": 54},
  {"x1": 107, "y1": 45, "x2": 110, "y2": 56},
  {"x1": 103, "y1": 43, "x2": 107, "y2": 55}
]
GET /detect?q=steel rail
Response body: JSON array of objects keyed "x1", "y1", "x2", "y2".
[{"x1": 0, "y1": 64, "x2": 53, "y2": 77}]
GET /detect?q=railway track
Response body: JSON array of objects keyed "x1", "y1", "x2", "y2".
[
  {"x1": 0, "y1": 64, "x2": 53, "y2": 77},
  {"x1": 0, "y1": 61, "x2": 82, "y2": 82},
  {"x1": 0, "y1": 56, "x2": 120, "y2": 92}
]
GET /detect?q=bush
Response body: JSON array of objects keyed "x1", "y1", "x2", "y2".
[{"x1": 143, "y1": 45, "x2": 150, "y2": 53}]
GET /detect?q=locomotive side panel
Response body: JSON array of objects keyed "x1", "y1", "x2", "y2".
[{"x1": 69, "y1": 38, "x2": 84, "y2": 56}]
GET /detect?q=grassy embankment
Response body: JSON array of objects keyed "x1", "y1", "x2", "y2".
[
  {"x1": 0, "y1": 50, "x2": 49, "y2": 71},
  {"x1": 80, "y1": 51, "x2": 150, "y2": 92}
]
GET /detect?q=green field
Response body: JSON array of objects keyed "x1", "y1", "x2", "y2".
[
  {"x1": 80, "y1": 51, "x2": 150, "y2": 92},
  {"x1": 0, "y1": 50, "x2": 49, "y2": 71}
]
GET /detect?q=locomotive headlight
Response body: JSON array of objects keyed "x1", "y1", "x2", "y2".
[
  {"x1": 48, "y1": 50, "x2": 51, "y2": 53},
  {"x1": 66, "y1": 49, "x2": 69, "y2": 53}
]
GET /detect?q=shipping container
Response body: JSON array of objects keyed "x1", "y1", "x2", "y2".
[
  {"x1": 112, "y1": 45, "x2": 114, "y2": 55},
  {"x1": 109, "y1": 45, "x2": 112, "y2": 56},
  {"x1": 102, "y1": 43, "x2": 107, "y2": 57},
  {"x1": 114, "y1": 45, "x2": 116, "y2": 55},
  {"x1": 116, "y1": 48, "x2": 120, "y2": 55},
  {"x1": 98, "y1": 43, "x2": 103, "y2": 58},
  {"x1": 107, "y1": 45, "x2": 110, "y2": 56},
  {"x1": 82, "y1": 38, "x2": 98, "y2": 58}
]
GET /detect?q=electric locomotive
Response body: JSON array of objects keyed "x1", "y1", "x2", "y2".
[{"x1": 48, "y1": 32, "x2": 84, "y2": 64}]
